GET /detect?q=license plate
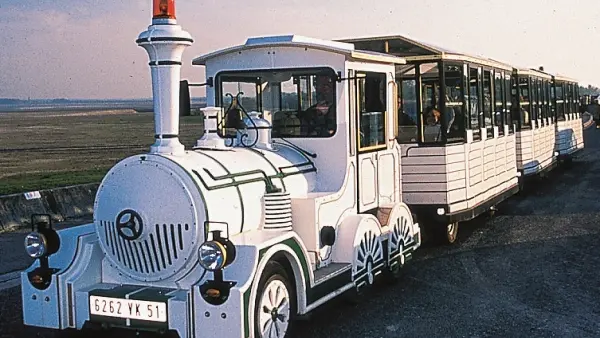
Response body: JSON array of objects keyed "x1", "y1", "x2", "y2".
[{"x1": 89, "y1": 295, "x2": 167, "y2": 322}]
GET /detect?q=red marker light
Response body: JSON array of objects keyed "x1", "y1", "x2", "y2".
[{"x1": 153, "y1": 0, "x2": 176, "y2": 19}]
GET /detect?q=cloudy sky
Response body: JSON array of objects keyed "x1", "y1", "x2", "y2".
[{"x1": 0, "y1": 0, "x2": 598, "y2": 99}]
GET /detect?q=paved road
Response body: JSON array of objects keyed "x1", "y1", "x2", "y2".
[{"x1": 2, "y1": 125, "x2": 600, "y2": 337}]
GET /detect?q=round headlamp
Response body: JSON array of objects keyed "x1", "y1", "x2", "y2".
[
  {"x1": 25, "y1": 232, "x2": 48, "y2": 258},
  {"x1": 198, "y1": 241, "x2": 227, "y2": 271}
]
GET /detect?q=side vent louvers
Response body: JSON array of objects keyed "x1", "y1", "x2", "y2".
[
  {"x1": 263, "y1": 192, "x2": 293, "y2": 231},
  {"x1": 99, "y1": 221, "x2": 190, "y2": 275}
]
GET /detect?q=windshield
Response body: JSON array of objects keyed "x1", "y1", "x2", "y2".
[{"x1": 217, "y1": 68, "x2": 337, "y2": 138}]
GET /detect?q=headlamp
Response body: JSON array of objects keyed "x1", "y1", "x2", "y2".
[
  {"x1": 198, "y1": 241, "x2": 227, "y2": 271},
  {"x1": 24, "y1": 232, "x2": 48, "y2": 258},
  {"x1": 198, "y1": 228, "x2": 237, "y2": 272}
]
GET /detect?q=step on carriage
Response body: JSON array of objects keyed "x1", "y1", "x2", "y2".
[
  {"x1": 19, "y1": 2, "x2": 421, "y2": 338},
  {"x1": 337, "y1": 35, "x2": 519, "y2": 244}
]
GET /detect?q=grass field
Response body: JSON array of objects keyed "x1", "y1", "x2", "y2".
[{"x1": 0, "y1": 110, "x2": 205, "y2": 195}]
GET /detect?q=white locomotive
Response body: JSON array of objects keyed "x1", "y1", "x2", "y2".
[{"x1": 20, "y1": 1, "x2": 421, "y2": 337}]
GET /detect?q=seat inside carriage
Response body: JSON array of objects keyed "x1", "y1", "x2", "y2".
[{"x1": 336, "y1": 34, "x2": 521, "y2": 243}]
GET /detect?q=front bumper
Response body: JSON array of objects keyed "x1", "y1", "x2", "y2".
[
  {"x1": 23, "y1": 280, "x2": 249, "y2": 338},
  {"x1": 20, "y1": 229, "x2": 254, "y2": 338}
]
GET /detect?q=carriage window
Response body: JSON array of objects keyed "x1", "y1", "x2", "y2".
[
  {"x1": 483, "y1": 70, "x2": 493, "y2": 137},
  {"x1": 444, "y1": 64, "x2": 465, "y2": 142},
  {"x1": 357, "y1": 72, "x2": 387, "y2": 150},
  {"x1": 556, "y1": 84, "x2": 565, "y2": 121},
  {"x1": 518, "y1": 76, "x2": 531, "y2": 129},
  {"x1": 468, "y1": 66, "x2": 481, "y2": 140},
  {"x1": 550, "y1": 81, "x2": 556, "y2": 122},
  {"x1": 506, "y1": 74, "x2": 514, "y2": 134},
  {"x1": 568, "y1": 83, "x2": 575, "y2": 115},
  {"x1": 494, "y1": 72, "x2": 504, "y2": 136},
  {"x1": 396, "y1": 64, "x2": 418, "y2": 143},
  {"x1": 535, "y1": 79, "x2": 543, "y2": 126},
  {"x1": 542, "y1": 80, "x2": 549, "y2": 124},
  {"x1": 420, "y1": 63, "x2": 441, "y2": 143},
  {"x1": 531, "y1": 79, "x2": 539, "y2": 127},
  {"x1": 218, "y1": 68, "x2": 336, "y2": 139}
]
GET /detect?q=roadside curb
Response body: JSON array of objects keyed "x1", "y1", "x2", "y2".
[
  {"x1": 0, "y1": 271, "x2": 21, "y2": 291},
  {"x1": 0, "y1": 183, "x2": 99, "y2": 234}
]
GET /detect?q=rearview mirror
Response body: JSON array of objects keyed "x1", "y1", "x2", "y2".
[{"x1": 179, "y1": 80, "x2": 191, "y2": 116}]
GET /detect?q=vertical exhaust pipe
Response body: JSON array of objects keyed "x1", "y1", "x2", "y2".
[{"x1": 136, "y1": 0, "x2": 193, "y2": 155}]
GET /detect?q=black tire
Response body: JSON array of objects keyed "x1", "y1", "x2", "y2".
[
  {"x1": 427, "y1": 221, "x2": 458, "y2": 245},
  {"x1": 382, "y1": 254, "x2": 404, "y2": 285},
  {"x1": 254, "y1": 261, "x2": 296, "y2": 338}
]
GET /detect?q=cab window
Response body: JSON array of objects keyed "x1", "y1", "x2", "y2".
[{"x1": 216, "y1": 68, "x2": 337, "y2": 138}]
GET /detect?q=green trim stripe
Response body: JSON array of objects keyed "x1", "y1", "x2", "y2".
[{"x1": 196, "y1": 151, "x2": 246, "y2": 231}]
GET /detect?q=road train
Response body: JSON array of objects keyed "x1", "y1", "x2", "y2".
[{"x1": 20, "y1": 1, "x2": 584, "y2": 338}]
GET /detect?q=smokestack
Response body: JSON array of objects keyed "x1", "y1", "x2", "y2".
[{"x1": 136, "y1": 0, "x2": 193, "y2": 155}]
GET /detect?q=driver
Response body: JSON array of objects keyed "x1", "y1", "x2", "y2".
[{"x1": 305, "y1": 76, "x2": 336, "y2": 135}]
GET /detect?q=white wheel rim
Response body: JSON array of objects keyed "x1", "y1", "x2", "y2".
[
  {"x1": 258, "y1": 279, "x2": 290, "y2": 338},
  {"x1": 447, "y1": 223, "x2": 455, "y2": 234}
]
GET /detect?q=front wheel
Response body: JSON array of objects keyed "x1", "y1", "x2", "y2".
[{"x1": 254, "y1": 261, "x2": 296, "y2": 338}]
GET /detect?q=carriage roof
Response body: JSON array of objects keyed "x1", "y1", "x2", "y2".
[
  {"x1": 336, "y1": 34, "x2": 514, "y2": 71},
  {"x1": 553, "y1": 74, "x2": 578, "y2": 83},
  {"x1": 515, "y1": 68, "x2": 553, "y2": 80},
  {"x1": 192, "y1": 35, "x2": 407, "y2": 66}
]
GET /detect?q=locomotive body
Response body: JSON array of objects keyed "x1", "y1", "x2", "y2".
[{"x1": 20, "y1": 2, "x2": 421, "y2": 337}]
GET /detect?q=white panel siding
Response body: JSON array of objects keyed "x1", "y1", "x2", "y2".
[
  {"x1": 516, "y1": 122, "x2": 556, "y2": 176},
  {"x1": 556, "y1": 114, "x2": 584, "y2": 155},
  {"x1": 399, "y1": 136, "x2": 518, "y2": 214}
]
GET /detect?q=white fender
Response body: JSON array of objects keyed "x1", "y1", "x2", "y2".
[
  {"x1": 331, "y1": 214, "x2": 382, "y2": 265},
  {"x1": 384, "y1": 202, "x2": 418, "y2": 258},
  {"x1": 248, "y1": 242, "x2": 309, "y2": 335}
]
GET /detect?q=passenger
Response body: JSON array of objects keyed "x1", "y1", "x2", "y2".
[
  {"x1": 398, "y1": 98, "x2": 416, "y2": 126},
  {"x1": 426, "y1": 107, "x2": 441, "y2": 126}
]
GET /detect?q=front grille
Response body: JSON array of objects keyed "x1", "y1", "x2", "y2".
[
  {"x1": 99, "y1": 221, "x2": 192, "y2": 278},
  {"x1": 263, "y1": 192, "x2": 293, "y2": 231}
]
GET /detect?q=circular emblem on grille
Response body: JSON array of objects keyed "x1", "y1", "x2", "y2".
[{"x1": 116, "y1": 209, "x2": 144, "y2": 241}]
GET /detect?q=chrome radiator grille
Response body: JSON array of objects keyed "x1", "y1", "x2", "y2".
[{"x1": 98, "y1": 221, "x2": 193, "y2": 281}]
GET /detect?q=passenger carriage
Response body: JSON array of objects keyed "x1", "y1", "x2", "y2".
[
  {"x1": 511, "y1": 67, "x2": 559, "y2": 184},
  {"x1": 19, "y1": 3, "x2": 422, "y2": 337},
  {"x1": 551, "y1": 74, "x2": 584, "y2": 160},
  {"x1": 337, "y1": 35, "x2": 519, "y2": 244}
]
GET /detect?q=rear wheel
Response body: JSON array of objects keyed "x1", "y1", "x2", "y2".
[
  {"x1": 426, "y1": 221, "x2": 459, "y2": 245},
  {"x1": 445, "y1": 222, "x2": 459, "y2": 243},
  {"x1": 254, "y1": 261, "x2": 296, "y2": 338}
]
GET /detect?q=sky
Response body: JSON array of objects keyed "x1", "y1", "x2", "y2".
[{"x1": 0, "y1": 0, "x2": 598, "y2": 99}]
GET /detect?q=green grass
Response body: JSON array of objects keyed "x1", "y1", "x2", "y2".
[
  {"x1": 0, "y1": 169, "x2": 108, "y2": 195},
  {"x1": 0, "y1": 110, "x2": 205, "y2": 196}
]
